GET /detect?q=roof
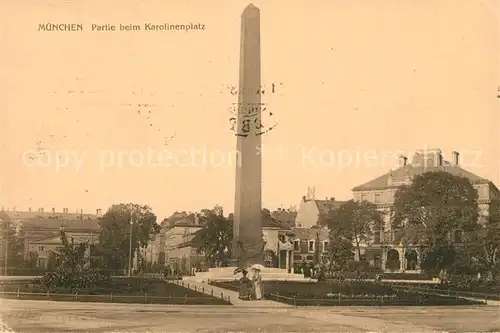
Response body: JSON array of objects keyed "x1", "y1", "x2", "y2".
[
  {"x1": 2, "y1": 210, "x2": 97, "y2": 221},
  {"x1": 271, "y1": 210, "x2": 297, "y2": 228},
  {"x1": 21, "y1": 217, "x2": 100, "y2": 231},
  {"x1": 352, "y1": 150, "x2": 495, "y2": 192},
  {"x1": 263, "y1": 218, "x2": 292, "y2": 229},
  {"x1": 314, "y1": 200, "x2": 344, "y2": 218},
  {"x1": 290, "y1": 228, "x2": 329, "y2": 241}
]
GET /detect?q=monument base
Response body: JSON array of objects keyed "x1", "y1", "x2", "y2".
[{"x1": 183, "y1": 267, "x2": 315, "y2": 283}]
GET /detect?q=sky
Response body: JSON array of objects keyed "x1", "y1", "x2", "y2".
[{"x1": 1, "y1": 0, "x2": 499, "y2": 220}]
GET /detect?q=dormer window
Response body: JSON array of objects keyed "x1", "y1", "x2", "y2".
[{"x1": 293, "y1": 239, "x2": 300, "y2": 251}]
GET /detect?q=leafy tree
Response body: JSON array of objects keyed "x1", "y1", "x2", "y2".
[
  {"x1": 325, "y1": 200, "x2": 383, "y2": 261},
  {"x1": 326, "y1": 230, "x2": 355, "y2": 274},
  {"x1": 0, "y1": 213, "x2": 25, "y2": 270},
  {"x1": 98, "y1": 203, "x2": 159, "y2": 272},
  {"x1": 392, "y1": 171, "x2": 480, "y2": 273},
  {"x1": 39, "y1": 228, "x2": 110, "y2": 290},
  {"x1": 196, "y1": 207, "x2": 233, "y2": 266},
  {"x1": 472, "y1": 198, "x2": 500, "y2": 275}
]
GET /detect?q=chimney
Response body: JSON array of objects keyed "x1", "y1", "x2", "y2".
[
  {"x1": 398, "y1": 155, "x2": 408, "y2": 167},
  {"x1": 452, "y1": 151, "x2": 459, "y2": 166},
  {"x1": 13, "y1": 206, "x2": 16, "y2": 212},
  {"x1": 96, "y1": 209, "x2": 102, "y2": 217},
  {"x1": 52, "y1": 207, "x2": 55, "y2": 214},
  {"x1": 28, "y1": 207, "x2": 32, "y2": 212},
  {"x1": 39, "y1": 207, "x2": 44, "y2": 213},
  {"x1": 63, "y1": 208, "x2": 68, "y2": 214},
  {"x1": 302, "y1": 195, "x2": 307, "y2": 202}
]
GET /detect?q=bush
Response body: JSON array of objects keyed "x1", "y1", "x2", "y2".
[{"x1": 39, "y1": 268, "x2": 111, "y2": 292}]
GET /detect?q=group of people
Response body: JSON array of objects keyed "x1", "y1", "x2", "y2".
[{"x1": 238, "y1": 268, "x2": 264, "y2": 301}]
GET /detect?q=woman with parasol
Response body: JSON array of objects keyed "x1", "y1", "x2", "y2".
[
  {"x1": 235, "y1": 268, "x2": 252, "y2": 300},
  {"x1": 251, "y1": 264, "x2": 265, "y2": 300}
]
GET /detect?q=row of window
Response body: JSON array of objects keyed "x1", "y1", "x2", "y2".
[
  {"x1": 291, "y1": 240, "x2": 329, "y2": 252},
  {"x1": 360, "y1": 193, "x2": 382, "y2": 203}
]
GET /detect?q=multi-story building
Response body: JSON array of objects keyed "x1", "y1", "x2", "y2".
[
  {"x1": 351, "y1": 148, "x2": 500, "y2": 273},
  {"x1": 0, "y1": 208, "x2": 101, "y2": 267},
  {"x1": 290, "y1": 228, "x2": 330, "y2": 273},
  {"x1": 164, "y1": 218, "x2": 204, "y2": 274}
]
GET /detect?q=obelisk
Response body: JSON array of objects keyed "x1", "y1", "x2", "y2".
[{"x1": 232, "y1": 3, "x2": 265, "y2": 268}]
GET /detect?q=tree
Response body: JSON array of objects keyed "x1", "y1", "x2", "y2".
[
  {"x1": 326, "y1": 230, "x2": 355, "y2": 274},
  {"x1": 325, "y1": 200, "x2": 383, "y2": 261},
  {"x1": 196, "y1": 207, "x2": 233, "y2": 266},
  {"x1": 473, "y1": 198, "x2": 500, "y2": 275},
  {"x1": 39, "y1": 228, "x2": 109, "y2": 290},
  {"x1": 98, "y1": 203, "x2": 159, "y2": 271},
  {"x1": 392, "y1": 171, "x2": 480, "y2": 273},
  {"x1": 0, "y1": 213, "x2": 25, "y2": 270}
]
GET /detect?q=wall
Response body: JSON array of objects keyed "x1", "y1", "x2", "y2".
[
  {"x1": 262, "y1": 228, "x2": 279, "y2": 253},
  {"x1": 164, "y1": 225, "x2": 202, "y2": 251},
  {"x1": 294, "y1": 200, "x2": 320, "y2": 228}
]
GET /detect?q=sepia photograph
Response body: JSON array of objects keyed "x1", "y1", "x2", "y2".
[{"x1": 1, "y1": 0, "x2": 499, "y2": 332}]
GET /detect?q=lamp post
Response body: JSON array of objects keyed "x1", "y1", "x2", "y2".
[
  {"x1": 4, "y1": 218, "x2": 7, "y2": 276},
  {"x1": 128, "y1": 211, "x2": 133, "y2": 277}
]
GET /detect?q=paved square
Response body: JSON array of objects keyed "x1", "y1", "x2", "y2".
[{"x1": 1, "y1": 299, "x2": 498, "y2": 332}]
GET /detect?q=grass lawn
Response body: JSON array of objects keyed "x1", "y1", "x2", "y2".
[
  {"x1": 0, "y1": 277, "x2": 230, "y2": 305},
  {"x1": 210, "y1": 281, "x2": 484, "y2": 306}
]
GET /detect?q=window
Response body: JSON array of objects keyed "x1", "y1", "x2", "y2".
[
  {"x1": 293, "y1": 240, "x2": 300, "y2": 251},
  {"x1": 323, "y1": 241, "x2": 329, "y2": 252},
  {"x1": 308, "y1": 241, "x2": 315, "y2": 252},
  {"x1": 38, "y1": 246, "x2": 45, "y2": 251},
  {"x1": 374, "y1": 193, "x2": 381, "y2": 203},
  {"x1": 360, "y1": 194, "x2": 367, "y2": 202},
  {"x1": 37, "y1": 258, "x2": 46, "y2": 268}
]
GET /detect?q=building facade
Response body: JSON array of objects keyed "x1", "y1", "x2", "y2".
[
  {"x1": 294, "y1": 188, "x2": 344, "y2": 228},
  {"x1": 351, "y1": 148, "x2": 500, "y2": 273}
]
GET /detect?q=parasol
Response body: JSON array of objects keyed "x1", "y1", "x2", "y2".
[{"x1": 251, "y1": 264, "x2": 265, "y2": 271}]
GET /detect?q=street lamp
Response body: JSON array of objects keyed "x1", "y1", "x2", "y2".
[
  {"x1": 128, "y1": 211, "x2": 134, "y2": 277},
  {"x1": 3, "y1": 218, "x2": 7, "y2": 276}
]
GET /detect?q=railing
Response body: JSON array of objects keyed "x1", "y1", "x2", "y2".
[
  {"x1": 390, "y1": 284, "x2": 495, "y2": 304},
  {"x1": 0, "y1": 290, "x2": 230, "y2": 305},
  {"x1": 169, "y1": 279, "x2": 232, "y2": 303}
]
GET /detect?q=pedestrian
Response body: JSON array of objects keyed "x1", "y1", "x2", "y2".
[
  {"x1": 252, "y1": 268, "x2": 264, "y2": 300},
  {"x1": 238, "y1": 269, "x2": 252, "y2": 300}
]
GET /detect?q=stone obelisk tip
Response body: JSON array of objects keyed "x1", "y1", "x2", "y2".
[{"x1": 242, "y1": 3, "x2": 259, "y2": 15}]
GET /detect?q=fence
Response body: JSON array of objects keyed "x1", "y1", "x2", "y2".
[
  {"x1": 169, "y1": 279, "x2": 232, "y2": 303},
  {"x1": 391, "y1": 284, "x2": 496, "y2": 304},
  {"x1": 0, "y1": 289, "x2": 231, "y2": 305}
]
